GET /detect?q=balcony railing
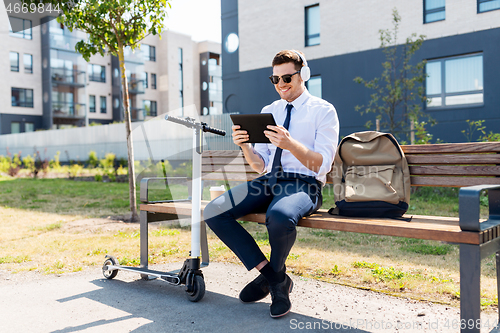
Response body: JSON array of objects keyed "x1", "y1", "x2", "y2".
[
  {"x1": 124, "y1": 47, "x2": 145, "y2": 64},
  {"x1": 49, "y1": 34, "x2": 82, "y2": 52},
  {"x1": 131, "y1": 107, "x2": 145, "y2": 121},
  {"x1": 52, "y1": 67, "x2": 86, "y2": 86},
  {"x1": 52, "y1": 101, "x2": 86, "y2": 118},
  {"x1": 128, "y1": 79, "x2": 145, "y2": 94},
  {"x1": 208, "y1": 64, "x2": 222, "y2": 77}
]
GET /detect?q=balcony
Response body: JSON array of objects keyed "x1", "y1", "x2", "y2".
[
  {"x1": 208, "y1": 64, "x2": 222, "y2": 77},
  {"x1": 128, "y1": 79, "x2": 145, "y2": 94},
  {"x1": 52, "y1": 68, "x2": 86, "y2": 87},
  {"x1": 52, "y1": 101, "x2": 86, "y2": 118},
  {"x1": 124, "y1": 47, "x2": 145, "y2": 64},
  {"x1": 131, "y1": 107, "x2": 145, "y2": 121},
  {"x1": 49, "y1": 34, "x2": 82, "y2": 52}
]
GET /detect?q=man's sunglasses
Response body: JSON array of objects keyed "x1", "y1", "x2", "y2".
[{"x1": 269, "y1": 71, "x2": 300, "y2": 84}]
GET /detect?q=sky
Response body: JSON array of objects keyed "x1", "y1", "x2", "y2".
[{"x1": 165, "y1": 0, "x2": 222, "y2": 43}]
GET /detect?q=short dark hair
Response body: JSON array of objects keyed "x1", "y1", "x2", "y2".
[{"x1": 272, "y1": 50, "x2": 304, "y2": 71}]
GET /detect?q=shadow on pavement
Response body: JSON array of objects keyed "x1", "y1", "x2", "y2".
[{"x1": 54, "y1": 276, "x2": 371, "y2": 333}]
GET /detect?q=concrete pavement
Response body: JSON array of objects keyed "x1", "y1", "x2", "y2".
[{"x1": 0, "y1": 262, "x2": 498, "y2": 332}]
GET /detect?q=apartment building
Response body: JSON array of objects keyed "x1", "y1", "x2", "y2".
[
  {"x1": 221, "y1": 0, "x2": 500, "y2": 142},
  {"x1": 1, "y1": 9, "x2": 221, "y2": 135}
]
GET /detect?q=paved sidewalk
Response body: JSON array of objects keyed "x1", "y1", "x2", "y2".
[{"x1": 0, "y1": 262, "x2": 498, "y2": 332}]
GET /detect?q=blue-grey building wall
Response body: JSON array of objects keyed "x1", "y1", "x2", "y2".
[
  {"x1": 0, "y1": 114, "x2": 43, "y2": 135},
  {"x1": 222, "y1": 12, "x2": 500, "y2": 143}
]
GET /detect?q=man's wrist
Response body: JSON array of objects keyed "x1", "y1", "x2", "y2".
[{"x1": 239, "y1": 143, "x2": 252, "y2": 151}]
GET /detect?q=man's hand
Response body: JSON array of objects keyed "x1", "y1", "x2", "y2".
[
  {"x1": 265, "y1": 125, "x2": 323, "y2": 173},
  {"x1": 232, "y1": 125, "x2": 265, "y2": 173},
  {"x1": 232, "y1": 125, "x2": 251, "y2": 148},
  {"x1": 264, "y1": 125, "x2": 294, "y2": 150}
]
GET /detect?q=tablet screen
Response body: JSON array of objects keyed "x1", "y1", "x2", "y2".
[{"x1": 230, "y1": 114, "x2": 277, "y2": 143}]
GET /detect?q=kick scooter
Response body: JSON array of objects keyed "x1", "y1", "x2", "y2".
[{"x1": 101, "y1": 115, "x2": 225, "y2": 302}]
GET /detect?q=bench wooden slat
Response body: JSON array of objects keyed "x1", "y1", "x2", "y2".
[
  {"x1": 408, "y1": 176, "x2": 500, "y2": 187},
  {"x1": 202, "y1": 172, "x2": 260, "y2": 181},
  {"x1": 202, "y1": 157, "x2": 248, "y2": 165},
  {"x1": 402, "y1": 142, "x2": 500, "y2": 154},
  {"x1": 406, "y1": 154, "x2": 500, "y2": 165},
  {"x1": 139, "y1": 201, "x2": 481, "y2": 245},
  {"x1": 202, "y1": 165, "x2": 255, "y2": 173},
  {"x1": 202, "y1": 172, "x2": 500, "y2": 187},
  {"x1": 409, "y1": 165, "x2": 500, "y2": 176},
  {"x1": 204, "y1": 150, "x2": 243, "y2": 157}
]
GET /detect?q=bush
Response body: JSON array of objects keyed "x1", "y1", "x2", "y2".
[
  {"x1": 8, "y1": 153, "x2": 22, "y2": 177},
  {"x1": 88, "y1": 151, "x2": 99, "y2": 168},
  {"x1": 22, "y1": 155, "x2": 35, "y2": 176},
  {"x1": 68, "y1": 164, "x2": 83, "y2": 178},
  {"x1": 99, "y1": 153, "x2": 116, "y2": 169},
  {"x1": 0, "y1": 155, "x2": 11, "y2": 174},
  {"x1": 49, "y1": 151, "x2": 62, "y2": 171}
]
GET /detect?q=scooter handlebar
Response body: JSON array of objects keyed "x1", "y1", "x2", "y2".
[
  {"x1": 165, "y1": 115, "x2": 194, "y2": 128},
  {"x1": 165, "y1": 114, "x2": 226, "y2": 136},
  {"x1": 202, "y1": 124, "x2": 226, "y2": 136}
]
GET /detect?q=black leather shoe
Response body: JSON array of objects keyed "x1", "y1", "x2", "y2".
[
  {"x1": 239, "y1": 274, "x2": 270, "y2": 303},
  {"x1": 269, "y1": 274, "x2": 293, "y2": 318}
]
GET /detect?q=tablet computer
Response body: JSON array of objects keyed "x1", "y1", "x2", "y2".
[{"x1": 230, "y1": 114, "x2": 277, "y2": 143}]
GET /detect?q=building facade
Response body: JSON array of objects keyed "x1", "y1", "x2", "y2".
[
  {"x1": 221, "y1": 0, "x2": 500, "y2": 142},
  {"x1": 1, "y1": 8, "x2": 221, "y2": 135}
]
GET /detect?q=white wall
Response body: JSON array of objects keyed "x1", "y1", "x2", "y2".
[{"x1": 0, "y1": 111, "x2": 235, "y2": 163}]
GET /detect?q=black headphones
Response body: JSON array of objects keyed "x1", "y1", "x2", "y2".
[{"x1": 293, "y1": 50, "x2": 311, "y2": 82}]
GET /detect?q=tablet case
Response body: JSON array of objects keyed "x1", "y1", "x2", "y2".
[{"x1": 230, "y1": 114, "x2": 277, "y2": 143}]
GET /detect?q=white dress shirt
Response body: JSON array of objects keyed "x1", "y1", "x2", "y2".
[{"x1": 254, "y1": 90, "x2": 339, "y2": 185}]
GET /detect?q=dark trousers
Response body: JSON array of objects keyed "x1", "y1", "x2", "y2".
[{"x1": 204, "y1": 174, "x2": 322, "y2": 273}]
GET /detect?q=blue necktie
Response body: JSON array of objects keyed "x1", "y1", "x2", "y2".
[{"x1": 268, "y1": 104, "x2": 293, "y2": 187}]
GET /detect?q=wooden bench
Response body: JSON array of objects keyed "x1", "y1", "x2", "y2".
[{"x1": 140, "y1": 141, "x2": 500, "y2": 333}]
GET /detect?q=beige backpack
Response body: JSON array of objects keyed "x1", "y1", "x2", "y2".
[{"x1": 329, "y1": 131, "x2": 411, "y2": 218}]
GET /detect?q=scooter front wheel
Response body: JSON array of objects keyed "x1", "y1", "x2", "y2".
[
  {"x1": 186, "y1": 275, "x2": 205, "y2": 302},
  {"x1": 102, "y1": 256, "x2": 118, "y2": 280}
]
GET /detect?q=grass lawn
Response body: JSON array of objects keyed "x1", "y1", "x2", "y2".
[{"x1": 0, "y1": 177, "x2": 497, "y2": 310}]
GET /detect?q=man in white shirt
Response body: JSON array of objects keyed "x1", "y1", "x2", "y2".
[{"x1": 204, "y1": 50, "x2": 339, "y2": 318}]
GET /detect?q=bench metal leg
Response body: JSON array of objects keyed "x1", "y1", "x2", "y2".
[
  {"x1": 460, "y1": 244, "x2": 481, "y2": 333},
  {"x1": 140, "y1": 210, "x2": 149, "y2": 269}
]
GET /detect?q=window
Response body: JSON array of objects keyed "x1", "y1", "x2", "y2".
[
  {"x1": 100, "y1": 96, "x2": 107, "y2": 113},
  {"x1": 10, "y1": 52, "x2": 19, "y2": 72},
  {"x1": 426, "y1": 53, "x2": 483, "y2": 108},
  {"x1": 11, "y1": 122, "x2": 20, "y2": 134},
  {"x1": 307, "y1": 75, "x2": 322, "y2": 98},
  {"x1": 178, "y1": 48, "x2": 184, "y2": 108},
  {"x1": 89, "y1": 95, "x2": 96, "y2": 113},
  {"x1": 305, "y1": 4, "x2": 320, "y2": 46},
  {"x1": 9, "y1": 17, "x2": 32, "y2": 39},
  {"x1": 143, "y1": 44, "x2": 156, "y2": 61},
  {"x1": 151, "y1": 73, "x2": 157, "y2": 89},
  {"x1": 424, "y1": 0, "x2": 445, "y2": 23},
  {"x1": 25, "y1": 122, "x2": 34, "y2": 132},
  {"x1": 144, "y1": 72, "x2": 148, "y2": 88},
  {"x1": 11, "y1": 88, "x2": 33, "y2": 107},
  {"x1": 143, "y1": 100, "x2": 157, "y2": 117},
  {"x1": 88, "y1": 64, "x2": 106, "y2": 82},
  {"x1": 24, "y1": 54, "x2": 33, "y2": 74},
  {"x1": 478, "y1": 0, "x2": 500, "y2": 12}
]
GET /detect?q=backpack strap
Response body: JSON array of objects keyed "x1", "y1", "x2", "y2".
[{"x1": 328, "y1": 207, "x2": 340, "y2": 215}]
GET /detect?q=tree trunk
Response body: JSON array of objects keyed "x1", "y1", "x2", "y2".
[{"x1": 117, "y1": 45, "x2": 138, "y2": 222}]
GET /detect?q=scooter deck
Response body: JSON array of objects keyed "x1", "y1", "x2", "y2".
[{"x1": 107, "y1": 265, "x2": 182, "y2": 283}]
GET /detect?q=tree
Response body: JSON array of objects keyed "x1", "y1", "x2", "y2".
[
  {"x1": 354, "y1": 8, "x2": 432, "y2": 142},
  {"x1": 25, "y1": 0, "x2": 171, "y2": 221}
]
